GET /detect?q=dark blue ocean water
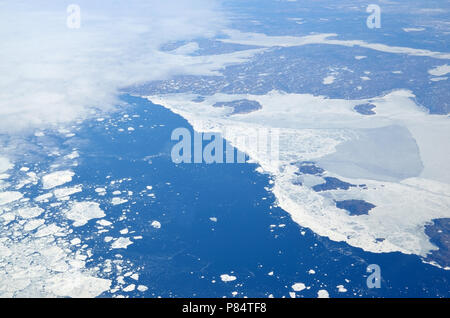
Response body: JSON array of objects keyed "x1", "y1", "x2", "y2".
[{"x1": 67, "y1": 95, "x2": 449, "y2": 298}]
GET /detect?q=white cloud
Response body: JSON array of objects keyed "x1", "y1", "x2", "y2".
[
  {"x1": 220, "y1": 29, "x2": 450, "y2": 59},
  {"x1": 428, "y1": 64, "x2": 450, "y2": 76},
  {"x1": 0, "y1": 0, "x2": 228, "y2": 133}
]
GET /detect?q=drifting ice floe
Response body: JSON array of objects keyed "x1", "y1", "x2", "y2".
[
  {"x1": 65, "y1": 202, "x2": 106, "y2": 227},
  {"x1": 220, "y1": 274, "x2": 237, "y2": 282},
  {"x1": 292, "y1": 283, "x2": 306, "y2": 292},
  {"x1": 151, "y1": 220, "x2": 162, "y2": 229},
  {"x1": 0, "y1": 159, "x2": 128, "y2": 297},
  {"x1": 317, "y1": 290, "x2": 330, "y2": 298},
  {"x1": 111, "y1": 237, "x2": 134, "y2": 249},
  {"x1": 42, "y1": 170, "x2": 75, "y2": 189}
]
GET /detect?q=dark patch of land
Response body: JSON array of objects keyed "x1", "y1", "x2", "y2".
[
  {"x1": 335, "y1": 199, "x2": 376, "y2": 216},
  {"x1": 213, "y1": 99, "x2": 262, "y2": 115},
  {"x1": 313, "y1": 177, "x2": 356, "y2": 192},
  {"x1": 294, "y1": 161, "x2": 325, "y2": 176}
]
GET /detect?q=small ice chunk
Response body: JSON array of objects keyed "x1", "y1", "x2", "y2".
[
  {"x1": 0, "y1": 191, "x2": 23, "y2": 206},
  {"x1": 35, "y1": 193, "x2": 53, "y2": 202},
  {"x1": 137, "y1": 285, "x2": 148, "y2": 292},
  {"x1": 317, "y1": 290, "x2": 329, "y2": 298},
  {"x1": 123, "y1": 284, "x2": 135, "y2": 292},
  {"x1": 151, "y1": 221, "x2": 161, "y2": 229},
  {"x1": 323, "y1": 75, "x2": 335, "y2": 85},
  {"x1": 97, "y1": 219, "x2": 112, "y2": 227},
  {"x1": 220, "y1": 274, "x2": 237, "y2": 282},
  {"x1": 70, "y1": 238, "x2": 82, "y2": 245},
  {"x1": 111, "y1": 197, "x2": 128, "y2": 205},
  {"x1": 111, "y1": 237, "x2": 133, "y2": 249},
  {"x1": 54, "y1": 186, "x2": 82, "y2": 199},
  {"x1": 65, "y1": 151, "x2": 79, "y2": 160},
  {"x1": 337, "y1": 285, "x2": 347, "y2": 293},
  {"x1": 292, "y1": 283, "x2": 306, "y2": 292}
]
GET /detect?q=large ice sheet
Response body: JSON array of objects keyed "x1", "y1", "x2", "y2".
[
  {"x1": 317, "y1": 125, "x2": 424, "y2": 182},
  {"x1": 145, "y1": 89, "x2": 450, "y2": 260}
]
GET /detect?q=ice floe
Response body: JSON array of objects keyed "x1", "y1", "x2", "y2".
[
  {"x1": 322, "y1": 75, "x2": 335, "y2": 85},
  {"x1": 151, "y1": 220, "x2": 161, "y2": 229},
  {"x1": 65, "y1": 202, "x2": 105, "y2": 227},
  {"x1": 54, "y1": 186, "x2": 82, "y2": 199},
  {"x1": 42, "y1": 170, "x2": 75, "y2": 189},
  {"x1": 111, "y1": 197, "x2": 128, "y2": 206},
  {"x1": 17, "y1": 206, "x2": 44, "y2": 219},
  {"x1": 292, "y1": 283, "x2": 306, "y2": 292},
  {"x1": 317, "y1": 290, "x2": 330, "y2": 298},
  {"x1": 220, "y1": 274, "x2": 237, "y2": 282},
  {"x1": 111, "y1": 237, "x2": 133, "y2": 249},
  {"x1": 44, "y1": 273, "x2": 111, "y2": 298}
]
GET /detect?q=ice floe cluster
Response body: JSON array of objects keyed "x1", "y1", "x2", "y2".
[{"x1": 0, "y1": 127, "x2": 152, "y2": 297}]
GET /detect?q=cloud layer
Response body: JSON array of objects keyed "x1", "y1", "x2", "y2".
[{"x1": 0, "y1": 0, "x2": 227, "y2": 133}]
